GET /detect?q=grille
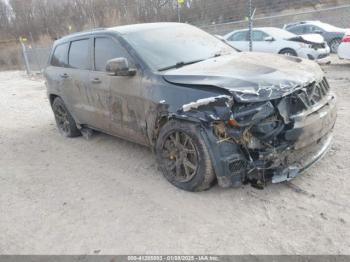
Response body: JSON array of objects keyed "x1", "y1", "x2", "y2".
[
  {"x1": 278, "y1": 78, "x2": 330, "y2": 116},
  {"x1": 297, "y1": 77, "x2": 330, "y2": 108}
]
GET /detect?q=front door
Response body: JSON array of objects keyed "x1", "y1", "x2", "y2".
[
  {"x1": 90, "y1": 36, "x2": 148, "y2": 145},
  {"x1": 251, "y1": 30, "x2": 277, "y2": 53}
]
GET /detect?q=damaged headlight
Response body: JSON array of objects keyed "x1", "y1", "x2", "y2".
[{"x1": 213, "y1": 101, "x2": 285, "y2": 148}]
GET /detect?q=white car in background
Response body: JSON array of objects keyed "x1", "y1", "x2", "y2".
[
  {"x1": 224, "y1": 27, "x2": 330, "y2": 60},
  {"x1": 338, "y1": 33, "x2": 350, "y2": 60},
  {"x1": 284, "y1": 21, "x2": 349, "y2": 53}
]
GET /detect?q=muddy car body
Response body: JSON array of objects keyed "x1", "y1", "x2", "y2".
[{"x1": 44, "y1": 23, "x2": 337, "y2": 191}]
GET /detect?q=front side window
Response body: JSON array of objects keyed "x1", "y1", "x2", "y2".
[
  {"x1": 252, "y1": 30, "x2": 269, "y2": 41},
  {"x1": 68, "y1": 39, "x2": 90, "y2": 70},
  {"x1": 229, "y1": 31, "x2": 248, "y2": 41},
  {"x1": 94, "y1": 37, "x2": 132, "y2": 71},
  {"x1": 51, "y1": 43, "x2": 69, "y2": 67}
]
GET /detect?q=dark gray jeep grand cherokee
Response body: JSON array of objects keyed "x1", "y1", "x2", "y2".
[{"x1": 44, "y1": 23, "x2": 336, "y2": 191}]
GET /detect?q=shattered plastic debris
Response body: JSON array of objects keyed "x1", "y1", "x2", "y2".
[{"x1": 182, "y1": 95, "x2": 231, "y2": 112}]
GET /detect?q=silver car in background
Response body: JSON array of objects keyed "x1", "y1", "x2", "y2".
[{"x1": 224, "y1": 27, "x2": 330, "y2": 60}]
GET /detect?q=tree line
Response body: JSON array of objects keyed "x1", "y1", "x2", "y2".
[{"x1": 0, "y1": 0, "x2": 335, "y2": 42}]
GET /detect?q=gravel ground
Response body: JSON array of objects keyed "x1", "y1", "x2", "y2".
[{"x1": 0, "y1": 57, "x2": 350, "y2": 255}]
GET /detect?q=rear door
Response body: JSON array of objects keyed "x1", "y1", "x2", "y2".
[
  {"x1": 90, "y1": 35, "x2": 149, "y2": 145},
  {"x1": 45, "y1": 42, "x2": 70, "y2": 101},
  {"x1": 64, "y1": 37, "x2": 93, "y2": 126}
]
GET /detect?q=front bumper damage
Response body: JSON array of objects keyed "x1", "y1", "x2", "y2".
[{"x1": 190, "y1": 78, "x2": 337, "y2": 188}]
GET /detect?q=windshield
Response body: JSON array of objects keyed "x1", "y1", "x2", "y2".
[{"x1": 123, "y1": 24, "x2": 236, "y2": 71}]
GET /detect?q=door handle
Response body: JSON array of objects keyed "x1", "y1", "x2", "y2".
[
  {"x1": 91, "y1": 78, "x2": 101, "y2": 84},
  {"x1": 60, "y1": 73, "x2": 69, "y2": 79}
]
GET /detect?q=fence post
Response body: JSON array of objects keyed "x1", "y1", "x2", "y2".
[{"x1": 20, "y1": 39, "x2": 30, "y2": 75}]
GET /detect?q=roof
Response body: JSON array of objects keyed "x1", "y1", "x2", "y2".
[
  {"x1": 55, "y1": 22, "x2": 187, "y2": 44},
  {"x1": 107, "y1": 22, "x2": 185, "y2": 34}
]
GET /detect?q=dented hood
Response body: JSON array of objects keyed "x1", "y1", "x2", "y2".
[
  {"x1": 163, "y1": 52, "x2": 324, "y2": 102},
  {"x1": 287, "y1": 33, "x2": 325, "y2": 44}
]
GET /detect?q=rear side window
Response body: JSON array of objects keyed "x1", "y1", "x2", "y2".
[
  {"x1": 68, "y1": 39, "x2": 90, "y2": 70},
  {"x1": 304, "y1": 25, "x2": 322, "y2": 34},
  {"x1": 94, "y1": 37, "x2": 132, "y2": 71},
  {"x1": 288, "y1": 25, "x2": 304, "y2": 35},
  {"x1": 229, "y1": 31, "x2": 247, "y2": 41},
  {"x1": 51, "y1": 43, "x2": 69, "y2": 67}
]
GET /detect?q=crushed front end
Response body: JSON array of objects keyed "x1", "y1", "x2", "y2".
[{"x1": 199, "y1": 78, "x2": 337, "y2": 188}]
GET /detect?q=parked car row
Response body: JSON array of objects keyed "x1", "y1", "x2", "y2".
[
  {"x1": 224, "y1": 27, "x2": 330, "y2": 60},
  {"x1": 222, "y1": 20, "x2": 349, "y2": 61},
  {"x1": 284, "y1": 21, "x2": 348, "y2": 53}
]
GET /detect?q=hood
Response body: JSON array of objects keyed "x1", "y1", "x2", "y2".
[
  {"x1": 288, "y1": 33, "x2": 325, "y2": 44},
  {"x1": 162, "y1": 52, "x2": 324, "y2": 102}
]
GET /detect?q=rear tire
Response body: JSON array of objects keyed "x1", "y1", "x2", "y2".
[
  {"x1": 279, "y1": 48, "x2": 297, "y2": 57},
  {"x1": 156, "y1": 120, "x2": 216, "y2": 192},
  {"x1": 52, "y1": 97, "x2": 81, "y2": 138}
]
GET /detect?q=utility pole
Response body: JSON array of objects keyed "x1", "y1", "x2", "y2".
[
  {"x1": 248, "y1": 0, "x2": 256, "y2": 52},
  {"x1": 177, "y1": 0, "x2": 185, "y2": 22}
]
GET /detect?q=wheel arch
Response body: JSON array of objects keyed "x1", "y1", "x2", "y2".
[
  {"x1": 147, "y1": 113, "x2": 202, "y2": 150},
  {"x1": 49, "y1": 93, "x2": 60, "y2": 106},
  {"x1": 278, "y1": 47, "x2": 297, "y2": 55}
]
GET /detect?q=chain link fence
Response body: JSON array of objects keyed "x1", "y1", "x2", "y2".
[
  {"x1": 19, "y1": 1, "x2": 350, "y2": 74},
  {"x1": 201, "y1": 4, "x2": 350, "y2": 35},
  {"x1": 22, "y1": 44, "x2": 51, "y2": 74}
]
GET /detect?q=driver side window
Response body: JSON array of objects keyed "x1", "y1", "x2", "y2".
[
  {"x1": 229, "y1": 31, "x2": 248, "y2": 41},
  {"x1": 252, "y1": 30, "x2": 269, "y2": 41},
  {"x1": 94, "y1": 37, "x2": 133, "y2": 71}
]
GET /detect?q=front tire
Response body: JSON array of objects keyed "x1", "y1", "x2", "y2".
[
  {"x1": 52, "y1": 97, "x2": 81, "y2": 137},
  {"x1": 156, "y1": 120, "x2": 216, "y2": 192}
]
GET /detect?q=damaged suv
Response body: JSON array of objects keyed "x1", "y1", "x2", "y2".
[{"x1": 45, "y1": 23, "x2": 337, "y2": 191}]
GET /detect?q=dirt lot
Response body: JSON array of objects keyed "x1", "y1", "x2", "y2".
[{"x1": 0, "y1": 57, "x2": 350, "y2": 255}]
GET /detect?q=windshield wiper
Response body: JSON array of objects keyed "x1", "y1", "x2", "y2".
[{"x1": 158, "y1": 59, "x2": 204, "y2": 71}]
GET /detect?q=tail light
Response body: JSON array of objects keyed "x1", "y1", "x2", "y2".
[{"x1": 342, "y1": 35, "x2": 350, "y2": 43}]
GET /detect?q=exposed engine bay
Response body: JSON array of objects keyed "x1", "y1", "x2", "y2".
[{"x1": 179, "y1": 77, "x2": 336, "y2": 188}]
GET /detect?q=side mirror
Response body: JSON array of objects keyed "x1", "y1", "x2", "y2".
[
  {"x1": 264, "y1": 36, "x2": 274, "y2": 42},
  {"x1": 106, "y1": 57, "x2": 136, "y2": 76}
]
